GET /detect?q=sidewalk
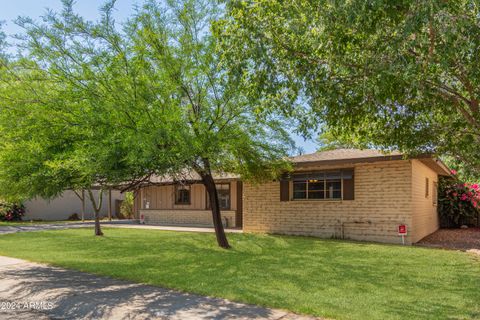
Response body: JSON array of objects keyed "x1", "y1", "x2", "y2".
[
  {"x1": 106, "y1": 223, "x2": 243, "y2": 233},
  {"x1": 0, "y1": 256, "x2": 318, "y2": 320}
]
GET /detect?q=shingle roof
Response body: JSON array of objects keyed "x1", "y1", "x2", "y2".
[
  {"x1": 290, "y1": 148, "x2": 403, "y2": 164},
  {"x1": 136, "y1": 149, "x2": 449, "y2": 187}
]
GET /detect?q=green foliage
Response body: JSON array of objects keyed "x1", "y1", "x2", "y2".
[
  {"x1": 119, "y1": 192, "x2": 135, "y2": 219},
  {"x1": 317, "y1": 131, "x2": 365, "y2": 152},
  {"x1": 0, "y1": 0, "x2": 293, "y2": 203},
  {"x1": 438, "y1": 177, "x2": 480, "y2": 227},
  {"x1": 219, "y1": 0, "x2": 480, "y2": 179}
]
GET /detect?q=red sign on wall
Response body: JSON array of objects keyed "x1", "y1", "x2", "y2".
[{"x1": 398, "y1": 225, "x2": 407, "y2": 235}]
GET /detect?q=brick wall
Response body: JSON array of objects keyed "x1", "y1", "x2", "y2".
[
  {"x1": 140, "y1": 209, "x2": 237, "y2": 228},
  {"x1": 411, "y1": 160, "x2": 440, "y2": 242},
  {"x1": 243, "y1": 160, "x2": 414, "y2": 244}
]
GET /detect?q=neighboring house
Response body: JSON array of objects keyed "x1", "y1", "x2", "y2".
[
  {"x1": 134, "y1": 149, "x2": 450, "y2": 245},
  {"x1": 24, "y1": 190, "x2": 125, "y2": 221}
]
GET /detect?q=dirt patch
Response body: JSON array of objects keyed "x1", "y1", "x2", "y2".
[{"x1": 416, "y1": 228, "x2": 480, "y2": 252}]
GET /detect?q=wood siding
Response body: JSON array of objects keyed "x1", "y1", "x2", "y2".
[{"x1": 140, "y1": 182, "x2": 237, "y2": 211}]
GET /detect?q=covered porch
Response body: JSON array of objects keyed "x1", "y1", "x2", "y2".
[{"x1": 134, "y1": 176, "x2": 243, "y2": 229}]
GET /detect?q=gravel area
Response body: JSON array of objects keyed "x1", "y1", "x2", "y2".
[{"x1": 416, "y1": 228, "x2": 480, "y2": 252}]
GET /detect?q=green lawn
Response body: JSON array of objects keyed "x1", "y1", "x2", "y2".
[{"x1": 0, "y1": 228, "x2": 478, "y2": 320}]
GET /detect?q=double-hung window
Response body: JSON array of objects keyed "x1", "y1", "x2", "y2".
[{"x1": 175, "y1": 185, "x2": 191, "y2": 205}]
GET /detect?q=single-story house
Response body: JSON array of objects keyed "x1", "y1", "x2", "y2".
[
  {"x1": 24, "y1": 189, "x2": 125, "y2": 221},
  {"x1": 134, "y1": 149, "x2": 450, "y2": 245}
]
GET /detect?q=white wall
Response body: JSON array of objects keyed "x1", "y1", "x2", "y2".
[{"x1": 24, "y1": 190, "x2": 125, "y2": 221}]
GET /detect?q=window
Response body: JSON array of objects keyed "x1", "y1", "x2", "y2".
[
  {"x1": 433, "y1": 181, "x2": 438, "y2": 205},
  {"x1": 292, "y1": 171, "x2": 349, "y2": 200},
  {"x1": 207, "y1": 183, "x2": 231, "y2": 210},
  {"x1": 425, "y1": 177, "x2": 429, "y2": 198},
  {"x1": 175, "y1": 185, "x2": 191, "y2": 205}
]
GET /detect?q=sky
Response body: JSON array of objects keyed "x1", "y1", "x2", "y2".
[{"x1": 1, "y1": 0, "x2": 319, "y2": 154}]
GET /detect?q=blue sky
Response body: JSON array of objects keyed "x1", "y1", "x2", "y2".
[{"x1": 1, "y1": 0, "x2": 318, "y2": 154}]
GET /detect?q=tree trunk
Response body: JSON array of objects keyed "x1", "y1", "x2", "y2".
[
  {"x1": 73, "y1": 190, "x2": 86, "y2": 222},
  {"x1": 87, "y1": 189, "x2": 104, "y2": 236},
  {"x1": 202, "y1": 173, "x2": 230, "y2": 249},
  {"x1": 81, "y1": 189, "x2": 85, "y2": 222}
]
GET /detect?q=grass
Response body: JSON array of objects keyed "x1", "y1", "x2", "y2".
[{"x1": 0, "y1": 228, "x2": 479, "y2": 320}]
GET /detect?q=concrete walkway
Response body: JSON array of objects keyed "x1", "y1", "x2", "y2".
[
  {"x1": 106, "y1": 223, "x2": 243, "y2": 233},
  {"x1": 0, "y1": 256, "x2": 316, "y2": 320},
  {"x1": 0, "y1": 221, "x2": 242, "y2": 235}
]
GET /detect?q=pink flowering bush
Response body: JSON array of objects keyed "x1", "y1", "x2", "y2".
[
  {"x1": 0, "y1": 201, "x2": 25, "y2": 221},
  {"x1": 439, "y1": 177, "x2": 480, "y2": 227}
]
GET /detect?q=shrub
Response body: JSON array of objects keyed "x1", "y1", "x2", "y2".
[
  {"x1": 119, "y1": 192, "x2": 135, "y2": 219},
  {"x1": 0, "y1": 201, "x2": 25, "y2": 221},
  {"x1": 68, "y1": 213, "x2": 80, "y2": 221},
  {"x1": 439, "y1": 175, "x2": 480, "y2": 227}
]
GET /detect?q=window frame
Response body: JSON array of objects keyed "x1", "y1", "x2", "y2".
[
  {"x1": 432, "y1": 181, "x2": 438, "y2": 206},
  {"x1": 292, "y1": 171, "x2": 346, "y2": 201},
  {"x1": 425, "y1": 177, "x2": 430, "y2": 198},
  {"x1": 175, "y1": 184, "x2": 191, "y2": 205},
  {"x1": 206, "y1": 183, "x2": 231, "y2": 210}
]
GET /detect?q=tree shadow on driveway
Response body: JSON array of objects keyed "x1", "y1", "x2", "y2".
[{"x1": 0, "y1": 262, "x2": 303, "y2": 320}]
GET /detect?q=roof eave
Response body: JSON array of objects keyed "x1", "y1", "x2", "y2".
[{"x1": 293, "y1": 154, "x2": 406, "y2": 168}]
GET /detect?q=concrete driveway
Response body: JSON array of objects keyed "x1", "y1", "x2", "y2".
[
  {"x1": 0, "y1": 256, "x2": 317, "y2": 320},
  {"x1": 0, "y1": 223, "x2": 90, "y2": 235},
  {"x1": 0, "y1": 221, "x2": 242, "y2": 235}
]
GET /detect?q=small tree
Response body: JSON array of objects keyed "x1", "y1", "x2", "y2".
[{"x1": 0, "y1": 57, "x2": 122, "y2": 235}]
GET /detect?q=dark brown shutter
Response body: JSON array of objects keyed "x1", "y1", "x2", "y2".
[
  {"x1": 280, "y1": 174, "x2": 290, "y2": 201},
  {"x1": 236, "y1": 181, "x2": 243, "y2": 228},
  {"x1": 342, "y1": 170, "x2": 355, "y2": 200}
]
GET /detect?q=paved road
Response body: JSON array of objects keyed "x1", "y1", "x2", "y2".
[{"x1": 0, "y1": 257, "x2": 317, "y2": 320}]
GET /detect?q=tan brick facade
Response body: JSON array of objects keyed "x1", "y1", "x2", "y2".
[
  {"x1": 140, "y1": 209, "x2": 237, "y2": 228},
  {"x1": 243, "y1": 159, "x2": 440, "y2": 245}
]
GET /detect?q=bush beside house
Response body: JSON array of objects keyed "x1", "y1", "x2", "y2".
[
  {"x1": 119, "y1": 192, "x2": 134, "y2": 219},
  {"x1": 0, "y1": 201, "x2": 25, "y2": 221},
  {"x1": 439, "y1": 174, "x2": 480, "y2": 228}
]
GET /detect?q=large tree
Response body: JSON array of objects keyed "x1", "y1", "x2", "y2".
[
  {"x1": 219, "y1": 0, "x2": 480, "y2": 178},
  {"x1": 0, "y1": 0, "x2": 292, "y2": 248}
]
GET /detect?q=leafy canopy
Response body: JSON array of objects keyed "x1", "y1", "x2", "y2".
[
  {"x1": 0, "y1": 0, "x2": 293, "y2": 201},
  {"x1": 219, "y1": 0, "x2": 480, "y2": 179}
]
